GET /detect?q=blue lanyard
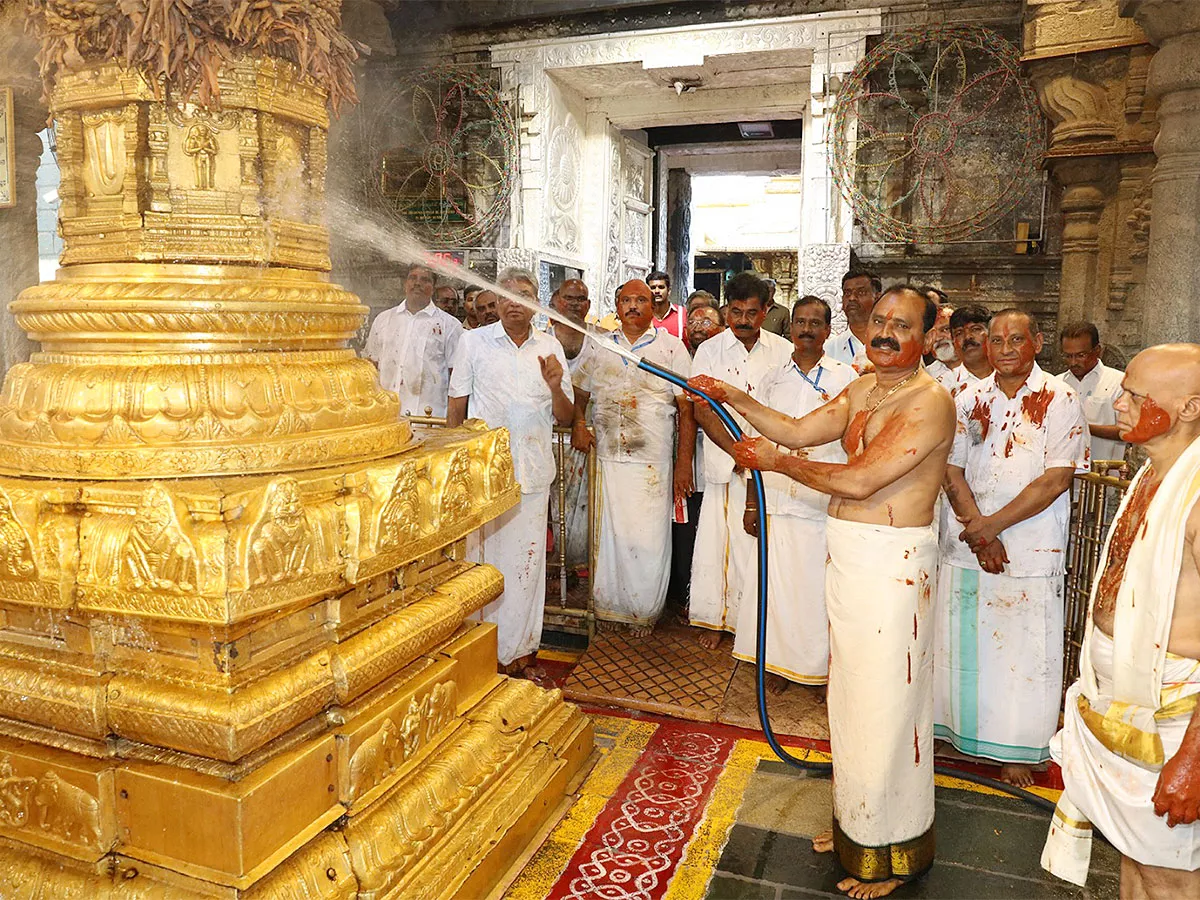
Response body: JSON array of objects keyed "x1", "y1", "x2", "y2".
[
  {"x1": 794, "y1": 362, "x2": 828, "y2": 401},
  {"x1": 613, "y1": 329, "x2": 656, "y2": 365}
]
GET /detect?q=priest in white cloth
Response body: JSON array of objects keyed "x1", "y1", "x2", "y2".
[
  {"x1": 938, "y1": 310, "x2": 1090, "y2": 788},
  {"x1": 572, "y1": 279, "x2": 694, "y2": 633},
  {"x1": 1043, "y1": 344, "x2": 1200, "y2": 898},
  {"x1": 364, "y1": 263, "x2": 463, "y2": 417},
  {"x1": 693, "y1": 285, "x2": 955, "y2": 898},
  {"x1": 688, "y1": 272, "x2": 791, "y2": 649},
  {"x1": 731, "y1": 296, "x2": 856, "y2": 694},
  {"x1": 447, "y1": 268, "x2": 574, "y2": 678}
]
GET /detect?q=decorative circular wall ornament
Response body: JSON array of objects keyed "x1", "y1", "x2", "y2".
[
  {"x1": 829, "y1": 24, "x2": 1045, "y2": 244},
  {"x1": 369, "y1": 68, "x2": 517, "y2": 246}
]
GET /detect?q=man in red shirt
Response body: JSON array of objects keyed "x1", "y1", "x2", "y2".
[{"x1": 648, "y1": 271, "x2": 687, "y2": 341}]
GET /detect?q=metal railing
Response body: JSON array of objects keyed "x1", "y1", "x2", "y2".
[{"x1": 1063, "y1": 460, "x2": 1131, "y2": 694}]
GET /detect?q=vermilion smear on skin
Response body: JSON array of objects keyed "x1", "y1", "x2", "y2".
[{"x1": 1123, "y1": 396, "x2": 1171, "y2": 443}]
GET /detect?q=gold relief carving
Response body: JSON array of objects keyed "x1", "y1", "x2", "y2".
[
  {"x1": 344, "y1": 720, "x2": 526, "y2": 894},
  {"x1": 183, "y1": 124, "x2": 218, "y2": 189},
  {"x1": 0, "y1": 486, "x2": 36, "y2": 580},
  {"x1": 80, "y1": 110, "x2": 126, "y2": 197},
  {"x1": 30, "y1": 771, "x2": 103, "y2": 847},
  {"x1": 487, "y1": 429, "x2": 515, "y2": 494},
  {"x1": 248, "y1": 479, "x2": 313, "y2": 587},
  {"x1": 121, "y1": 486, "x2": 197, "y2": 593},
  {"x1": 436, "y1": 449, "x2": 473, "y2": 530},
  {"x1": 378, "y1": 463, "x2": 422, "y2": 550},
  {"x1": 468, "y1": 679, "x2": 561, "y2": 735},
  {"x1": 0, "y1": 653, "x2": 107, "y2": 739}
]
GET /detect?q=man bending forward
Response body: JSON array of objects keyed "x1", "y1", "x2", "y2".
[{"x1": 690, "y1": 285, "x2": 954, "y2": 898}]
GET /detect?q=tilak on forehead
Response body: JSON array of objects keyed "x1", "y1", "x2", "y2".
[{"x1": 618, "y1": 279, "x2": 653, "y2": 301}]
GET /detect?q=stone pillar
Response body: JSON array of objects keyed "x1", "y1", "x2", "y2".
[
  {"x1": 665, "y1": 168, "x2": 692, "y2": 296},
  {"x1": 0, "y1": 26, "x2": 40, "y2": 373},
  {"x1": 1054, "y1": 158, "x2": 1116, "y2": 327},
  {"x1": 1121, "y1": 0, "x2": 1200, "y2": 343}
]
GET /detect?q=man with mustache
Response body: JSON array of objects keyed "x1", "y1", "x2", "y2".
[
  {"x1": 693, "y1": 285, "x2": 953, "y2": 897},
  {"x1": 824, "y1": 268, "x2": 880, "y2": 374},
  {"x1": 941, "y1": 305, "x2": 993, "y2": 398},
  {"x1": 730, "y1": 296, "x2": 855, "y2": 697},
  {"x1": 925, "y1": 305, "x2": 960, "y2": 385},
  {"x1": 473, "y1": 290, "x2": 500, "y2": 328},
  {"x1": 1059, "y1": 321, "x2": 1127, "y2": 468},
  {"x1": 937, "y1": 310, "x2": 1089, "y2": 788},
  {"x1": 688, "y1": 272, "x2": 791, "y2": 651},
  {"x1": 1042, "y1": 344, "x2": 1200, "y2": 898},
  {"x1": 572, "y1": 280, "x2": 694, "y2": 634}
]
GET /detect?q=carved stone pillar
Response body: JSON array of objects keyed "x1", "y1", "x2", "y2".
[
  {"x1": 1055, "y1": 158, "x2": 1116, "y2": 327},
  {"x1": 1121, "y1": 0, "x2": 1200, "y2": 343}
]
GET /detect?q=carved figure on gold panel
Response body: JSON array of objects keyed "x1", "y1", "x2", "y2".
[
  {"x1": 80, "y1": 111, "x2": 125, "y2": 196},
  {"x1": 248, "y1": 478, "x2": 312, "y2": 585},
  {"x1": 120, "y1": 485, "x2": 197, "y2": 592},
  {"x1": 399, "y1": 696, "x2": 423, "y2": 762},
  {"x1": 184, "y1": 123, "x2": 219, "y2": 190},
  {"x1": 488, "y1": 430, "x2": 514, "y2": 493},
  {"x1": 32, "y1": 773, "x2": 100, "y2": 845},
  {"x1": 271, "y1": 131, "x2": 306, "y2": 210},
  {"x1": 423, "y1": 681, "x2": 457, "y2": 743},
  {"x1": 379, "y1": 464, "x2": 420, "y2": 549},
  {"x1": 348, "y1": 718, "x2": 398, "y2": 802},
  {"x1": 0, "y1": 758, "x2": 36, "y2": 827},
  {"x1": 0, "y1": 489, "x2": 36, "y2": 579},
  {"x1": 439, "y1": 450, "x2": 472, "y2": 528}
]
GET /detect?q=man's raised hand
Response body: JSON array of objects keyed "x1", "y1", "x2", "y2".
[{"x1": 538, "y1": 354, "x2": 564, "y2": 386}]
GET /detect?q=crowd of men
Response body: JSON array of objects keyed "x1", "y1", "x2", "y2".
[{"x1": 364, "y1": 261, "x2": 1199, "y2": 900}]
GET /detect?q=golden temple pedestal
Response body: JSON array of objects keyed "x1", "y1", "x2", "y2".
[{"x1": 0, "y1": 25, "x2": 591, "y2": 899}]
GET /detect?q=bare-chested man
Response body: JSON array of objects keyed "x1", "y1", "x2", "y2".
[
  {"x1": 1043, "y1": 344, "x2": 1200, "y2": 899},
  {"x1": 689, "y1": 285, "x2": 954, "y2": 898}
]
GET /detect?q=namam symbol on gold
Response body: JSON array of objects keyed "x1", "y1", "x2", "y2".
[
  {"x1": 80, "y1": 111, "x2": 125, "y2": 197},
  {"x1": 347, "y1": 681, "x2": 457, "y2": 802},
  {"x1": 248, "y1": 478, "x2": 312, "y2": 586},
  {"x1": 120, "y1": 485, "x2": 197, "y2": 593}
]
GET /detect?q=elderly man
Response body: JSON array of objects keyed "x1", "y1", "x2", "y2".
[
  {"x1": 572, "y1": 280, "x2": 695, "y2": 632},
  {"x1": 824, "y1": 269, "x2": 881, "y2": 374},
  {"x1": 686, "y1": 304, "x2": 722, "y2": 352},
  {"x1": 1042, "y1": 344, "x2": 1200, "y2": 898},
  {"x1": 925, "y1": 305, "x2": 959, "y2": 383},
  {"x1": 365, "y1": 263, "x2": 464, "y2": 418},
  {"x1": 433, "y1": 284, "x2": 461, "y2": 319},
  {"x1": 937, "y1": 310, "x2": 1090, "y2": 787},
  {"x1": 688, "y1": 272, "x2": 791, "y2": 650},
  {"x1": 548, "y1": 279, "x2": 593, "y2": 370},
  {"x1": 731, "y1": 296, "x2": 856, "y2": 695},
  {"x1": 447, "y1": 268, "x2": 574, "y2": 678},
  {"x1": 687, "y1": 289, "x2": 718, "y2": 313},
  {"x1": 1059, "y1": 322, "x2": 1127, "y2": 467},
  {"x1": 647, "y1": 270, "x2": 686, "y2": 341},
  {"x1": 694, "y1": 285, "x2": 954, "y2": 897}
]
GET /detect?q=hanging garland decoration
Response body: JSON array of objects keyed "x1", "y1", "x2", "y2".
[
  {"x1": 829, "y1": 24, "x2": 1045, "y2": 244},
  {"x1": 368, "y1": 67, "x2": 517, "y2": 247}
]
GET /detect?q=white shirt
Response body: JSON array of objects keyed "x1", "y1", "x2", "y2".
[
  {"x1": 935, "y1": 363, "x2": 990, "y2": 400},
  {"x1": 823, "y1": 330, "x2": 871, "y2": 374},
  {"x1": 364, "y1": 301, "x2": 463, "y2": 418},
  {"x1": 449, "y1": 323, "x2": 573, "y2": 494},
  {"x1": 1060, "y1": 360, "x2": 1126, "y2": 464},
  {"x1": 948, "y1": 365, "x2": 1090, "y2": 576},
  {"x1": 691, "y1": 328, "x2": 793, "y2": 485},
  {"x1": 759, "y1": 355, "x2": 857, "y2": 519},
  {"x1": 575, "y1": 327, "x2": 691, "y2": 464}
]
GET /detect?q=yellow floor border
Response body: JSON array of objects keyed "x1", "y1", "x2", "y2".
[{"x1": 503, "y1": 715, "x2": 658, "y2": 900}]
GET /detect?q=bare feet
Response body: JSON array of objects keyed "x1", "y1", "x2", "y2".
[
  {"x1": 812, "y1": 830, "x2": 834, "y2": 853},
  {"x1": 805, "y1": 683, "x2": 827, "y2": 704},
  {"x1": 697, "y1": 630, "x2": 723, "y2": 650},
  {"x1": 596, "y1": 619, "x2": 621, "y2": 633},
  {"x1": 765, "y1": 673, "x2": 790, "y2": 695},
  {"x1": 837, "y1": 877, "x2": 905, "y2": 898},
  {"x1": 628, "y1": 622, "x2": 654, "y2": 637},
  {"x1": 1000, "y1": 764, "x2": 1035, "y2": 788}
]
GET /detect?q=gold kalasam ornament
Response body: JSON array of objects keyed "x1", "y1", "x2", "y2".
[{"x1": 0, "y1": 3, "x2": 592, "y2": 895}]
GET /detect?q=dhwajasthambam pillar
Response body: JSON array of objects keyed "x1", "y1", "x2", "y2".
[{"x1": 0, "y1": 2, "x2": 592, "y2": 896}]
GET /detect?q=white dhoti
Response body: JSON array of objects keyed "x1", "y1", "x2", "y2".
[
  {"x1": 933, "y1": 565, "x2": 1063, "y2": 764},
  {"x1": 689, "y1": 477, "x2": 755, "y2": 633},
  {"x1": 1045, "y1": 629, "x2": 1200, "y2": 881},
  {"x1": 468, "y1": 490, "x2": 549, "y2": 665},
  {"x1": 826, "y1": 517, "x2": 938, "y2": 882},
  {"x1": 594, "y1": 459, "x2": 672, "y2": 626},
  {"x1": 732, "y1": 514, "x2": 829, "y2": 684}
]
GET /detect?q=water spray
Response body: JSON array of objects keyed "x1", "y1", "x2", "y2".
[{"x1": 328, "y1": 200, "x2": 1059, "y2": 814}]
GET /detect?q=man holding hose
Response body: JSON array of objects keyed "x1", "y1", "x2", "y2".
[{"x1": 689, "y1": 284, "x2": 953, "y2": 899}]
